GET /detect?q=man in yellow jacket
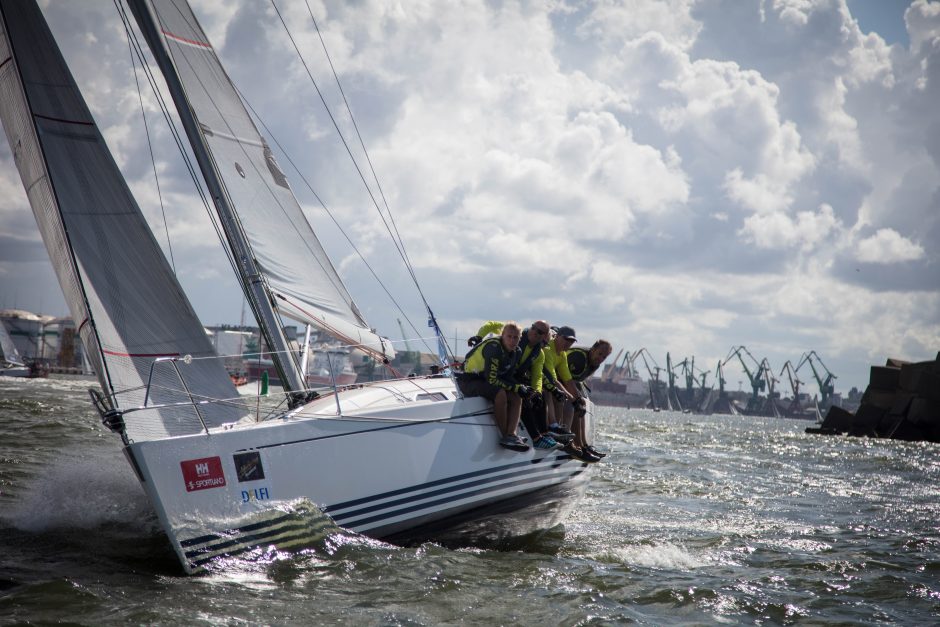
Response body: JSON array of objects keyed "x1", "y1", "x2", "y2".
[
  {"x1": 543, "y1": 326, "x2": 600, "y2": 463},
  {"x1": 459, "y1": 322, "x2": 529, "y2": 451}
]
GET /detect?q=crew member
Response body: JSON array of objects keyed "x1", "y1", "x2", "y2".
[
  {"x1": 458, "y1": 322, "x2": 530, "y2": 451},
  {"x1": 471, "y1": 320, "x2": 563, "y2": 449},
  {"x1": 543, "y1": 326, "x2": 599, "y2": 462},
  {"x1": 566, "y1": 339, "x2": 613, "y2": 458}
]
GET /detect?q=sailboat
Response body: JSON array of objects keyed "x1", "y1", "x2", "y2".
[
  {"x1": 0, "y1": 0, "x2": 594, "y2": 574},
  {"x1": 0, "y1": 318, "x2": 29, "y2": 377}
]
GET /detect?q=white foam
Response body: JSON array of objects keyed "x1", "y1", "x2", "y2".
[
  {"x1": 601, "y1": 542, "x2": 708, "y2": 570},
  {"x1": 7, "y1": 449, "x2": 153, "y2": 532}
]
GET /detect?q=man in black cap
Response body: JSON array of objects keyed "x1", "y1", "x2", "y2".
[{"x1": 543, "y1": 325, "x2": 600, "y2": 462}]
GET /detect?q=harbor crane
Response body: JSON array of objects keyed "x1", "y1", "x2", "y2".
[
  {"x1": 715, "y1": 360, "x2": 726, "y2": 396},
  {"x1": 633, "y1": 348, "x2": 662, "y2": 410},
  {"x1": 760, "y1": 358, "x2": 781, "y2": 418},
  {"x1": 723, "y1": 346, "x2": 766, "y2": 414},
  {"x1": 796, "y1": 350, "x2": 837, "y2": 409},
  {"x1": 625, "y1": 349, "x2": 643, "y2": 378},
  {"x1": 601, "y1": 348, "x2": 624, "y2": 382},
  {"x1": 683, "y1": 357, "x2": 696, "y2": 397},
  {"x1": 666, "y1": 352, "x2": 681, "y2": 411},
  {"x1": 712, "y1": 359, "x2": 740, "y2": 415},
  {"x1": 675, "y1": 356, "x2": 703, "y2": 411},
  {"x1": 694, "y1": 364, "x2": 711, "y2": 412},
  {"x1": 396, "y1": 319, "x2": 414, "y2": 353},
  {"x1": 780, "y1": 360, "x2": 804, "y2": 415}
]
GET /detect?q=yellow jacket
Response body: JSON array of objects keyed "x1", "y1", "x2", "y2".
[{"x1": 475, "y1": 321, "x2": 545, "y2": 392}]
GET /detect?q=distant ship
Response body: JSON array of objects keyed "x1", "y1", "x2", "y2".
[
  {"x1": 589, "y1": 358, "x2": 650, "y2": 407},
  {"x1": 246, "y1": 346, "x2": 358, "y2": 388}
]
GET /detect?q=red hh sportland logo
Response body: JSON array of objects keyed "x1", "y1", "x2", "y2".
[{"x1": 181, "y1": 456, "x2": 226, "y2": 492}]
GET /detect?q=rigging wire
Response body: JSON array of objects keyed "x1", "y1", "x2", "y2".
[
  {"x1": 120, "y1": 0, "x2": 452, "y2": 365},
  {"x1": 151, "y1": 0, "x2": 391, "y2": 366},
  {"x1": 269, "y1": 0, "x2": 409, "y2": 272},
  {"x1": 119, "y1": 0, "x2": 175, "y2": 274},
  {"x1": 271, "y1": 0, "x2": 455, "y2": 362},
  {"x1": 113, "y1": 0, "x2": 237, "y2": 285},
  {"x1": 303, "y1": 0, "x2": 415, "y2": 274},
  {"x1": 238, "y1": 92, "x2": 435, "y2": 355}
]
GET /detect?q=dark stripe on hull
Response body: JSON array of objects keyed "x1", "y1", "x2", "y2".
[
  {"x1": 339, "y1": 464, "x2": 586, "y2": 529},
  {"x1": 179, "y1": 454, "x2": 588, "y2": 571},
  {"x1": 381, "y1": 480, "x2": 588, "y2": 548},
  {"x1": 329, "y1": 455, "x2": 579, "y2": 523}
]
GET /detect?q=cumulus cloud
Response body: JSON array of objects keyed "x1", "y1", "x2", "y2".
[
  {"x1": 0, "y1": 0, "x2": 937, "y2": 392},
  {"x1": 855, "y1": 228, "x2": 926, "y2": 263},
  {"x1": 739, "y1": 203, "x2": 842, "y2": 250}
]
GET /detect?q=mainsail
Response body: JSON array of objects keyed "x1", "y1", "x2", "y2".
[
  {"x1": 0, "y1": 0, "x2": 247, "y2": 440},
  {"x1": 129, "y1": 0, "x2": 395, "y2": 362}
]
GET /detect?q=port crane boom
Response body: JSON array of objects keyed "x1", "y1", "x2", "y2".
[
  {"x1": 602, "y1": 348, "x2": 624, "y2": 382},
  {"x1": 723, "y1": 346, "x2": 766, "y2": 414},
  {"x1": 634, "y1": 348, "x2": 662, "y2": 410},
  {"x1": 780, "y1": 360, "x2": 803, "y2": 415},
  {"x1": 760, "y1": 358, "x2": 781, "y2": 418},
  {"x1": 795, "y1": 350, "x2": 837, "y2": 409}
]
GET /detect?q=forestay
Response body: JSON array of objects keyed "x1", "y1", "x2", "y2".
[
  {"x1": 0, "y1": 0, "x2": 247, "y2": 440},
  {"x1": 135, "y1": 0, "x2": 394, "y2": 360}
]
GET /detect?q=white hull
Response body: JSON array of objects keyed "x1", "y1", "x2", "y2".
[
  {"x1": 125, "y1": 377, "x2": 593, "y2": 573},
  {"x1": 0, "y1": 365, "x2": 30, "y2": 377}
]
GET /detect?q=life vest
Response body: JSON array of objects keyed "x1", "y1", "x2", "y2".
[
  {"x1": 567, "y1": 347, "x2": 599, "y2": 382},
  {"x1": 464, "y1": 337, "x2": 518, "y2": 378},
  {"x1": 515, "y1": 332, "x2": 543, "y2": 379}
]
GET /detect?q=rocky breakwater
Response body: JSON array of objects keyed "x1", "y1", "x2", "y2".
[{"x1": 809, "y1": 353, "x2": 940, "y2": 442}]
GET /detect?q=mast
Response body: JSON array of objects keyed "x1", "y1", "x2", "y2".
[
  {"x1": 127, "y1": 0, "x2": 308, "y2": 404},
  {"x1": 0, "y1": 0, "x2": 246, "y2": 439}
]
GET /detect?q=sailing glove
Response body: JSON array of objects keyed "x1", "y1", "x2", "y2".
[{"x1": 468, "y1": 335, "x2": 482, "y2": 347}]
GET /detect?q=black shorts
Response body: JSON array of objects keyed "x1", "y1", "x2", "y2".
[{"x1": 456, "y1": 374, "x2": 502, "y2": 401}]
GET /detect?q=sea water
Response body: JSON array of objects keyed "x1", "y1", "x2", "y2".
[{"x1": 1, "y1": 376, "x2": 939, "y2": 624}]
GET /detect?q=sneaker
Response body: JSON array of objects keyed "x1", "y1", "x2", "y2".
[
  {"x1": 546, "y1": 429, "x2": 575, "y2": 443},
  {"x1": 583, "y1": 449, "x2": 602, "y2": 462},
  {"x1": 548, "y1": 423, "x2": 575, "y2": 436},
  {"x1": 585, "y1": 445, "x2": 607, "y2": 458},
  {"x1": 534, "y1": 435, "x2": 558, "y2": 449},
  {"x1": 499, "y1": 435, "x2": 530, "y2": 452},
  {"x1": 563, "y1": 443, "x2": 600, "y2": 463}
]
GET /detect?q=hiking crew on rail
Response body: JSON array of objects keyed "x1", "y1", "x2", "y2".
[{"x1": 457, "y1": 320, "x2": 611, "y2": 463}]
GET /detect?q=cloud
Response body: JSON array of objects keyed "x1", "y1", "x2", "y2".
[
  {"x1": 855, "y1": 228, "x2": 926, "y2": 263},
  {"x1": 738, "y1": 203, "x2": 841, "y2": 251},
  {"x1": 0, "y1": 0, "x2": 938, "y2": 393},
  {"x1": 906, "y1": 0, "x2": 940, "y2": 55}
]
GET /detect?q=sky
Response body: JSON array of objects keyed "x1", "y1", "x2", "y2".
[{"x1": 1, "y1": 0, "x2": 938, "y2": 395}]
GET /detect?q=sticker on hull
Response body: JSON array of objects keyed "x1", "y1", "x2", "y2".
[
  {"x1": 234, "y1": 451, "x2": 265, "y2": 482},
  {"x1": 181, "y1": 456, "x2": 226, "y2": 492},
  {"x1": 241, "y1": 487, "x2": 271, "y2": 503}
]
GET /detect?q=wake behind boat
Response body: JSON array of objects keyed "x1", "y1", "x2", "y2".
[{"x1": 0, "y1": 0, "x2": 594, "y2": 574}]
